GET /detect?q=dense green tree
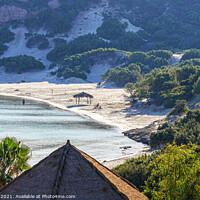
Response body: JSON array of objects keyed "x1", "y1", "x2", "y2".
[
  {"x1": 0, "y1": 27, "x2": 15, "y2": 44},
  {"x1": 97, "y1": 17, "x2": 128, "y2": 40},
  {"x1": 181, "y1": 49, "x2": 200, "y2": 61},
  {"x1": 26, "y1": 34, "x2": 49, "y2": 50},
  {"x1": 113, "y1": 152, "x2": 161, "y2": 192},
  {"x1": 150, "y1": 110, "x2": 200, "y2": 148},
  {"x1": 0, "y1": 55, "x2": 45, "y2": 73},
  {"x1": 0, "y1": 43, "x2": 8, "y2": 56},
  {"x1": 144, "y1": 143, "x2": 200, "y2": 200}
]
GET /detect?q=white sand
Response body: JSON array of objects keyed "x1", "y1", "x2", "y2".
[
  {"x1": 102, "y1": 148, "x2": 153, "y2": 169},
  {"x1": 1, "y1": 27, "x2": 54, "y2": 66},
  {"x1": 120, "y1": 18, "x2": 141, "y2": 33},
  {"x1": 170, "y1": 53, "x2": 183, "y2": 65}
]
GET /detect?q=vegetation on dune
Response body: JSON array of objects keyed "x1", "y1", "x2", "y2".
[
  {"x1": 53, "y1": 48, "x2": 129, "y2": 80},
  {"x1": 53, "y1": 38, "x2": 67, "y2": 48},
  {"x1": 101, "y1": 64, "x2": 143, "y2": 87},
  {"x1": 124, "y1": 61, "x2": 200, "y2": 108},
  {"x1": 102, "y1": 50, "x2": 173, "y2": 87},
  {"x1": 110, "y1": 0, "x2": 200, "y2": 51},
  {"x1": 181, "y1": 49, "x2": 200, "y2": 61},
  {"x1": 0, "y1": 137, "x2": 31, "y2": 187},
  {"x1": 0, "y1": 27, "x2": 15, "y2": 44},
  {"x1": 26, "y1": 34, "x2": 49, "y2": 50},
  {"x1": 150, "y1": 109, "x2": 200, "y2": 149},
  {"x1": 97, "y1": 17, "x2": 128, "y2": 40},
  {"x1": 0, "y1": 43, "x2": 8, "y2": 56},
  {"x1": 24, "y1": 0, "x2": 100, "y2": 34},
  {"x1": 0, "y1": 55, "x2": 45, "y2": 73},
  {"x1": 46, "y1": 34, "x2": 110, "y2": 62}
]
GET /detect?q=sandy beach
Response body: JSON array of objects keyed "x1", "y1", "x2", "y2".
[{"x1": 0, "y1": 82, "x2": 168, "y2": 168}]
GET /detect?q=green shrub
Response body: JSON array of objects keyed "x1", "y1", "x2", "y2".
[
  {"x1": 0, "y1": 27, "x2": 15, "y2": 43},
  {"x1": 26, "y1": 34, "x2": 49, "y2": 50},
  {"x1": 0, "y1": 55, "x2": 45, "y2": 73}
]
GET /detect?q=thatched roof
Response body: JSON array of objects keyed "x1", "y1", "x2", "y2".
[
  {"x1": 0, "y1": 141, "x2": 148, "y2": 200},
  {"x1": 73, "y1": 92, "x2": 93, "y2": 98}
]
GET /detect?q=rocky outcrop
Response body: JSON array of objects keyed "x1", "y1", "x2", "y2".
[
  {"x1": 123, "y1": 114, "x2": 184, "y2": 145},
  {"x1": 123, "y1": 120, "x2": 164, "y2": 145},
  {"x1": 48, "y1": 0, "x2": 60, "y2": 9},
  {"x1": 0, "y1": 6, "x2": 27, "y2": 24}
]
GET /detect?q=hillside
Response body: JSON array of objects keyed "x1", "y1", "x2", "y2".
[{"x1": 0, "y1": 0, "x2": 199, "y2": 87}]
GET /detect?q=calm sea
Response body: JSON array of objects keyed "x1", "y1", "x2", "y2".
[{"x1": 0, "y1": 97, "x2": 146, "y2": 166}]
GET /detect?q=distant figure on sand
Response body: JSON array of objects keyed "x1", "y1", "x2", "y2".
[
  {"x1": 22, "y1": 99, "x2": 25, "y2": 105},
  {"x1": 94, "y1": 103, "x2": 101, "y2": 109}
]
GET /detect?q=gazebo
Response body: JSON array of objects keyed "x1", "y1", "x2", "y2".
[
  {"x1": 0, "y1": 141, "x2": 149, "y2": 200},
  {"x1": 73, "y1": 92, "x2": 93, "y2": 105}
]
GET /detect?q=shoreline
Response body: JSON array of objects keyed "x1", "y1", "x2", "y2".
[
  {"x1": 0, "y1": 93, "x2": 123, "y2": 133},
  {"x1": 0, "y1": 92, "x2": 151, "y2": 168},
  {"x1": 0, "y1": 82, "x2": 168, "y2": 168}
]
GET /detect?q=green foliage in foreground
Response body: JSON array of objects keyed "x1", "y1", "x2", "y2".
[
  {"x1": 0, "y1": 27, "x2": 15, "y2": 44},
  {"x1": 113, "y1": 143, "x2": 200, "y2": 199},
  {"x1": 0, "y1": 137, "x2": 31, "y2": 187},
  {"x1": 0, "y1": 43, "x2": 8, "y2": 56},
  {"x1": 150, "y1": 110, "x2": 200, "y2": 149},
  {"x1": 113, "y1": 151, "x2": 161, "y2": 192},
  {"x1": 0, "y1": 55, "x2": 45, "y2": 73},
  {"x1": 144, "y1": 143, "x2": 200, "y2": 199},
  {"x1": 26, "y1": 34, "x2": 49, "y2": 50}
]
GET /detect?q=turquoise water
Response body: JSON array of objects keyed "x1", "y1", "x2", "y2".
[{"x1": 0, "y1": 97, "x2": 146, "y2": 166}]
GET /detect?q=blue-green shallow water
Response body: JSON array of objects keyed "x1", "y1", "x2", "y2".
[{"x1": 0, "y1": 97, "x2": 146, "y2": 166}]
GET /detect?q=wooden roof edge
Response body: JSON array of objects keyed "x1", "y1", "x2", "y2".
[{"x1": 72, "y1": 144, "x2": 148, "y2": 200}]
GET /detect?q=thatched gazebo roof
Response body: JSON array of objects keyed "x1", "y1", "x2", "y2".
[
  {"x1": 73, "y1": 92, "x2": 94, "y2": 104},
  {"x1": 0, "y1": 141, "x2": 148, "y2": 200},
  {"x1": 73, "y1": 92, "x2": 93, "y2": 98}
]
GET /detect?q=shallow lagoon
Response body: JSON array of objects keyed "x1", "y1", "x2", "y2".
[{"x1": 0, "y1": 97, "x2": 146, "y2": 166}]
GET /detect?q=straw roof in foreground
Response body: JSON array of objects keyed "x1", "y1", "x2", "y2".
[{"x1": 0, "y1": 141, "x2": 148, "y2": 200}]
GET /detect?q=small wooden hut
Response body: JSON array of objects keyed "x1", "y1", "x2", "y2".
[
  {"x1": 73, "y1": 92, "x2": 93, "y2": 105},
  {"x1": 0, "y1": 141, "x2": 148, "y2": 200}
]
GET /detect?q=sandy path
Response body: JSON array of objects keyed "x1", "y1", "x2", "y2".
[{"x1": 0, "y1": 82, "x2": 168, "y2": 132}]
